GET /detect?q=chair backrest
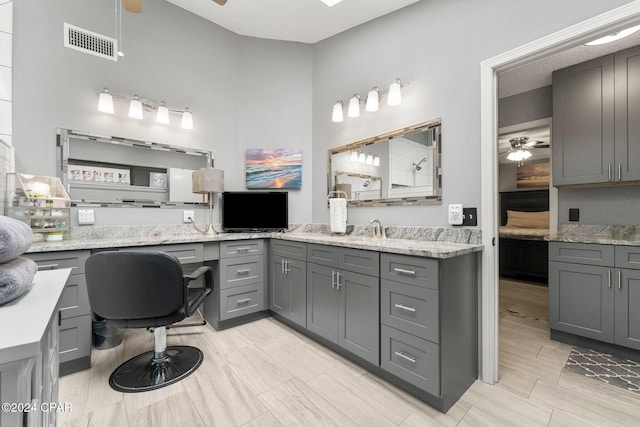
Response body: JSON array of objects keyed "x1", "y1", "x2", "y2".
[{"x1": 85, "y1": 251, "x2": 185, "y2": 321}]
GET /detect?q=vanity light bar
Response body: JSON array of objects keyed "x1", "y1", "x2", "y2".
[
  {"x1": 331, "y1": 78, "x2": 407, "y2": 123},
  {"x1": 97, "y1": 88, "x2": 194, "y2": 130}
]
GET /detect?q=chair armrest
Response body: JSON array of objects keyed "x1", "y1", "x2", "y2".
[{"x1": 184, "y1": 266, "x2": 214, "y2": 316}]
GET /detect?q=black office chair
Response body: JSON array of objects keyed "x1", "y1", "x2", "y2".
[{"x1": 85, "y1": 251, "x2": 213, "y2": 393}]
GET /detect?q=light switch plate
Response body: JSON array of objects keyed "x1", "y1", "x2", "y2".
[
  {"x1": 78, "y1": 209, "x2": 95, "y2": 225},
  {"x1": 448, "y1": 204, "x2": 463, "y2": 225}
]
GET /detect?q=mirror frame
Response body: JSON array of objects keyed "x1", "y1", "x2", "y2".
[{"x1": 327, "y1": 119, "x2": 442, "y2": 207}]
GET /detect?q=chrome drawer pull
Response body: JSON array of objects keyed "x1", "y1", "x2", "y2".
[
  {"x1": 281, "y1": 258, "x2": 285, "y2": 274},
  {"x1": 394, "y1": 351, "x2": 416, "y2": 363},
  {"x1": 394, "y1": 267, "x2": 416, "y2": 276},
  {"x1": 236, "y1": 247, "x2": 251, "y2": 252},
  {"x1": 619, "y1": 269, "x2": 622, "y2": 289},
  {"x1": 394, "y1": 303, "x2": 416, "y2": 313},
  {"x1": 336, "y1": 271, "x2": 342, "y2": 290},
  {"x1": 608, "y1": 269, "x2": 612, "y2": 288},
  {"x1": 177, "y1": 255, "x2": 196, "y2": 261},
  {"x1": 237, "y1": 298, "x2": 251, "y2": 304},
  {"x1": 37, "y1": 263, "x2": 60, "y2": 271},
  {"x1": 608, "y1": 163, "x2": 612, "y2": 182},
  {"x1": 331, "y1": 270, "x2": 336, "y2": 289},
  {"x1": 237, "y1": 269, "x2": 251, "y2": 274}
]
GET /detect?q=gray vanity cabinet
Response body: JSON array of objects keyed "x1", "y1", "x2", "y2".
[
  {"x1": 306, "y1": 244, "x2": 380, "y2": 365},
  {"x1": 550, "y1": 242, "x2": 640, "y2": 351},
  {"x1": 269, "y1": 240, "x2": 307, "y2": 328},
  {"x1": 614, "y1": 45, "x2": 640, "y2": 183}
]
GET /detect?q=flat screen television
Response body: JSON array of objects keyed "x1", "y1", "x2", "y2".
[{"x1": 221, "y1": 191, "x2": 288, "y2": 232}]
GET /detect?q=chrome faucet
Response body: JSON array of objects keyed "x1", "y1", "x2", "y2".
[{"x1": 369, "y1": 218, "x2": 386, "y2": 239}]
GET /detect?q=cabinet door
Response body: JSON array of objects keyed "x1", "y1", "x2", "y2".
[
  {"x1": 615, "y1": 45, "x2": 640, "y2": 182},
  {"x1": 287, "y1": 258, "x2": 307, "y2": 328},
  {"x1": 552, "y1": 55, "x2": 615, "y2": 185},
  {"x1": 615, "y1": 269, "x2": 640, "y2": 350},
  {"x1": 270, "y1": 255, "x2": 290, "y2": 314},
  {"x1": 306, "y1": 263, "x2": 339, "y2": 343},
  {"x1": 338, "y1": 270, "x2": 379, "y2": 365},
  {"x1": 549, "y1": 261, "x2": 614, "y2": 342}
]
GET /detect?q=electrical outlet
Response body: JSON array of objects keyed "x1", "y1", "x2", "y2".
[
  {"x1": 462, "y1": 208, "x2": 478, "y2": 226},
  {"x1": 448, "y1": 204, "x2": 463, "y2": 225},
  {"x1": 569, "y1": 208, "x2": 579, "y2": 222},
  {"x1": 78, "y1": 209, "x2": 94, "y2": 225},
  {"x1": 183, "y1": 210, "x2": 194, "y2": 224}
]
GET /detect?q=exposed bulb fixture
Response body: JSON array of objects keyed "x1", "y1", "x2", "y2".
[
  {"x1": 156, "y1": 102, "x2": 169, "y2": 124},
  {"x1": 98, "y1": 88, "x2": 114, "y2": 114},
  {"x1": 348, "y1": 95, "x2": 361, "y2": 118},
  {"x1": 350, "y1": 151, "x2": 358, "y2": 162},
  {"x1": 365, "y1": 87, "x2": 379, "y2": 112},
  {"x1": 181, "y1": 108, "x2": 194, "y2": 130},
  {"x1": 332, "y1": 101, "x2": 344, "y2": 122},
  {"x1": 373, "y1": 155, "x2": 380, "y2": 167},
  {"x1": 358, "y1": 152, "x2": 366, "y2": 163},
  {"x1": 586, "y1": 25, "x2": 640, "y2": 46},
  {"x1": 387, "y1": 78, "x2": 402, "y2": 106},
  {"x1": 365, "y1": 153, "x2": 374, "y2": 165},
  {"x1": 128, "y1": 95, "x2": 143, "y2": 120}
]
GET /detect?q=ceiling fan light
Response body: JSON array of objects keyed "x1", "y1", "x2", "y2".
[
  {"x1": 156, "y1": 102, "x2": 169, "y2": 124},
  {"x1": 586, "y1": 24, "x2": 640, "y2": 46},
  {"x1": 128, "y1": 95, "x2": 143, "y2": 120},
  {"x1": 522, "y1": 150, "x2": 532, "y2": 160},
  {"x1": 98, "y1": 88, "x2": 114, "y2": 114},
  {"x1": 387, "y1": 79, "x2": 402, "y2": 106},
  {"x1": 332, "y1": 101, "x2": 344, "y2": 122},
  {"x1": 181, "y1": 108, "x2": 194, "y2": 130},
  {"x1": 365, "y1": 87, "x2": 379, "y2": 112},
  {"x1": 348, "y1": 95, "x2": 361, "y2": 118}
]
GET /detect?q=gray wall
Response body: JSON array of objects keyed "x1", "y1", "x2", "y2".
[
  {"x1": 311, "y1": 0, "x2": 632, "y2": 227},
  {"x1": 499, "y1": 86, "x2": 552, "y2": 129},
  {"x1": 12, "y1": 0, "x2": 312, "y2": 225},
  {"x1": 558, "y1": 187, "x2": 640, "y2": 225}
]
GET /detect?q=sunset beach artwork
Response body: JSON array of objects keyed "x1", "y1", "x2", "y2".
[{"x1": 245, "y1": 149, "x2": 302, "y2": 189}]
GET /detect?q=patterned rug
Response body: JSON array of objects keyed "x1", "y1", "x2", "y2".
[{"x1": 565, "y1": 346, "x2": 640, "y2": 392}]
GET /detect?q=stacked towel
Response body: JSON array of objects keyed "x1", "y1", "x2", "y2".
[
  {"x1": 0, "y1": 215, "x2": 35, "y2": 305},
  {"x1": 329, "y1": 198, "x2": 347, "y2": 234}
]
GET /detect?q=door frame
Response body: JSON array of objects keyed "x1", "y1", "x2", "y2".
[{"x1": 479, "y1": 1, "x2": 640, "y2": 384}]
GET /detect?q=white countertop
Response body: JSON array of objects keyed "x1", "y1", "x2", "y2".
[{"x1": 0, "y1": 269, "x2": 71, "y2": 364}]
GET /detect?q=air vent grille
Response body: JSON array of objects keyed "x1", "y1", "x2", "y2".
[{"x1": 64, "y1": 23, "x2": 117, "y2": 61}]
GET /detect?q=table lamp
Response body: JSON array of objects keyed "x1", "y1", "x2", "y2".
[{"x1": 192, "y1": 168, "x2": 224, "y2": 234}]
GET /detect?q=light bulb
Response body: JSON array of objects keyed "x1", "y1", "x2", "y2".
[
  {"x1": 332, "y1": 101, "x2": 344, "y2": 122},
  {"x1": 128, "y1": 95, "x2": 143, "y2": 120},
  {"x1": 365, "y1": 87, "x2": 379, "y2": 112},
  {"x1": 373, "y1": 155, "x2": 380, "y2": 166},
  {"x1": 387, "y1": 79, "x2": 402, "y2": 106},
  {"x1": 97, "y1": 88, "x2": 114, "y2": 114},
  {"x1": 366, "y1": 153, "x2": 373, "y2": 165},
  {"x1": 350, "y1": 151, "x2": 358, "y2": 162},
  {"x1": 156, "y1": 102, "x2": 169, "y2": 124},
  {"x1": 181, "y1": 108, "x2": 193, "y2": 130},
  {"x1": 358, "y1": 152, "x2": 366, "y2": 163},
  {"x1": 348, "y1": 95, "x2": 360, "y2": 118}
]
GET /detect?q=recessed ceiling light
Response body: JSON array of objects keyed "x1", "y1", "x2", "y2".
[
  {"x1": 585, "y1": 24, "x2": 640, "y2": 46},
  {"x1": 320, "y1": 0, "x2": 344, "y2": 7}
]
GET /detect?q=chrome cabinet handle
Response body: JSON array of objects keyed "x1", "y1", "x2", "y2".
[
  {"x1": 237, "y1": 298, "x2": 251, "y2": 304},
  {"x1": 394, "y1": 351, "x2": 416, "y2": 363},
  {"x1": 281, "y1": 258, "x2": 285, "y2": 274},
  {"x1": 336, "y1": 271, "x2": 342, "y2": 290},
  {"x1": 618, "y1": 162, "x2": 622, "y2": 182},
  {"x1": 394, "y1": 303, "x2": 416, "y2": 313},
  {"x1": 177, "y1": 255, "x2": 196, "y2": 261},
  {"x1": 608, "y1": 163, "x2": 612, "y2": 182},
  {"x1": 608, "y1": 269, "x2": 612, "y2": 288},
  {"x1": 394, "y1": 267, "x2": 416, "y2": 276},
  {"x1": 331, "y1": 270, "x2": 336, "y2": 289},
  {"x1": 284, "y1": 259, "x2": 290, "y2": 274},
  {"x1": 619, "y1": 269, "x2": 622, "y2": 289},
  {"x1": 236, "y1": 247, "x2": 251, "y2": 252},
  {"x1": 237, "y1": 269, "x2": 251, "y2": 274},
  {"x1": 37, "y1": 263, "x2": 60, "y2": 271}
]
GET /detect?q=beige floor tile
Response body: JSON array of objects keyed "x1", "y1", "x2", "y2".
[
  {"x1": 202, "y1": 323, "x2": 253, "y2": 356},
  {"x1": 258, "y1": 377, "x2": 359, "y2": 427},
  {"x1": 127, "y1": 392, "x2": 205, "y2": 427},
  {"x1": 241, "y1": 412, "x2": 283, "y2": 427},
  {"x1": 123, "y1": 381, "x2": 186, "y2": 414},
  {"x1": 235, "y1": 317, "x2": 293, "y2": 347},
  {"x1": 458, "y1": 406, "x2": 514, "y2": 427},
  {"x1": 548, "y1": 409, "x2": 601, "y2": 427},
  {"x1": 262, "y1": 333, "x2": 335, "y2": 382},
  {"x1": 222, "y1": 346, "x2": 292, "y2": 395},
  {"x1": 60, "y1": 401, "x2": 129, "y2": 427}
]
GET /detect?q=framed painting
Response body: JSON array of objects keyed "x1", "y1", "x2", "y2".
[
  {"x1": 517, "y1": 161, "x2": 549, "y2": 188},
  {"x1": 246, "y1": 149, "x2": 302, "y2": 189}
]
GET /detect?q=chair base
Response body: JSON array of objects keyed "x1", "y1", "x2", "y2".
[{"x1": 109, "y1": 346, "x2": 203, "y2": 393}]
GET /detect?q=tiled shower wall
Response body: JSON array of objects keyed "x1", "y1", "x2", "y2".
[{"x1": 0, "y1": 0, "x2": 12, "y2": 214}]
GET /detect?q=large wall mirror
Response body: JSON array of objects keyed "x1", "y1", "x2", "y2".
[{"x1": 328, "y1": 119, "x2": 441, "y2": 206}]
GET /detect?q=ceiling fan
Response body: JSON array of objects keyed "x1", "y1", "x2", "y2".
[
  {"x1": 502, "y1": 136, "x2": 549, "y2": 165},
  {"x1": 121, "y1": 0, "x2": 228, "y2": 13}
]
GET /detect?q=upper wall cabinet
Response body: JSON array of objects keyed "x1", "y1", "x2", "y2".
[
  {"x1": 56, "y1": 129, "x2": 212, "y2": 205},
  {"x1": 552, "y1": 45, "x2": 640, "y2": 186}
]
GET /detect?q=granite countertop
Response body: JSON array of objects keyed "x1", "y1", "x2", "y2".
[
  {"x1": 547, "y1": 224, "x2": 640, "y2": 246},
  {"x1": 26, "y1": 227, "x2": 483, "y2": 259}
]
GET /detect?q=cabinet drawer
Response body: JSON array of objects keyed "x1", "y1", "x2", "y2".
[
  {"x1": 271, "y1": 239, "x2": 307, "y2": 261},
  {"x1": 381, "y1": 280, "x2": 439, "y2": 343},
  {"x1": 26, "y1": 250, "x2": 90, "y2": 274},
  {"x1": 381, "y1": 253, "x2": 439, "y2": 289},
  {"x1": 126, "y1": 243, "x2": 204, "y2": 264},
  {"x1": 381, "y1": 325, "x2": 440, "y2": 396},
  {"x1": 220, "y1": 283, "x2": 265, "y2": 320},
  {"x1": 203, "y1": 242, "x2": 220, "y2": 261},
  {"x1": 615, "y1": 246, "x2": 640, "y2": 270},
  {"x1": 338, "y1": 248, "x2": 379, "y2": 277},
  {"x1": 307, "y1": 243, "x2": 338, "y2": 267},
  {"x1": 220, "y1": 255, "x2": 264, "y2": 289},
  {"x1": 59, "y1": 314, "x2": 92, "y2": 364},
  {"x1": 220, "y1": 240, "x2": 264, "y2": 258},
  {"x1": 549, "y1": 242, "x2": 614, "y2": 266},
  {"x1": 59, "y1": 274, "x2": 90, "y2": 319}
]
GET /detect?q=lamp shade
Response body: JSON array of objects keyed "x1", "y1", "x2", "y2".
[
  {"x1": 332, "y1": 101, "x2": 344, "y2": 122},
  {"x1": 365, "y1": 87, "x2": 379, "y2": 112},
  {"x1": 128, "y1": 96, "x2": 143, "y2": 119},
  {"x1": 181, "y1": 108, "x2": 193, "y2": 129},
  {"x1": 192, "y1": 168, "x2": 224, "y2": 194},
  {"x1": 348, "y1": 95, "x2": 360, "y2": 118},
  {"x1": 387, "y1": 79, "x2": 402, "y2": 106},
  {"x1": 156, "y1": 103, "x2": 169, "y2": 124},
  {"x1": 98, "y1": 89, "x2": 114, "y2": 114}
]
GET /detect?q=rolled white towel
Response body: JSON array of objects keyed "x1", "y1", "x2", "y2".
[
  {"x1": 329, "y1": 198, "x2": 347, "y2": 234},
  {"x1": 0, "y1": 256, "x2": 37, "y2": 305},
  {"x1": 0, "y1": 215, "x2": 33, "y2": 263}
]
